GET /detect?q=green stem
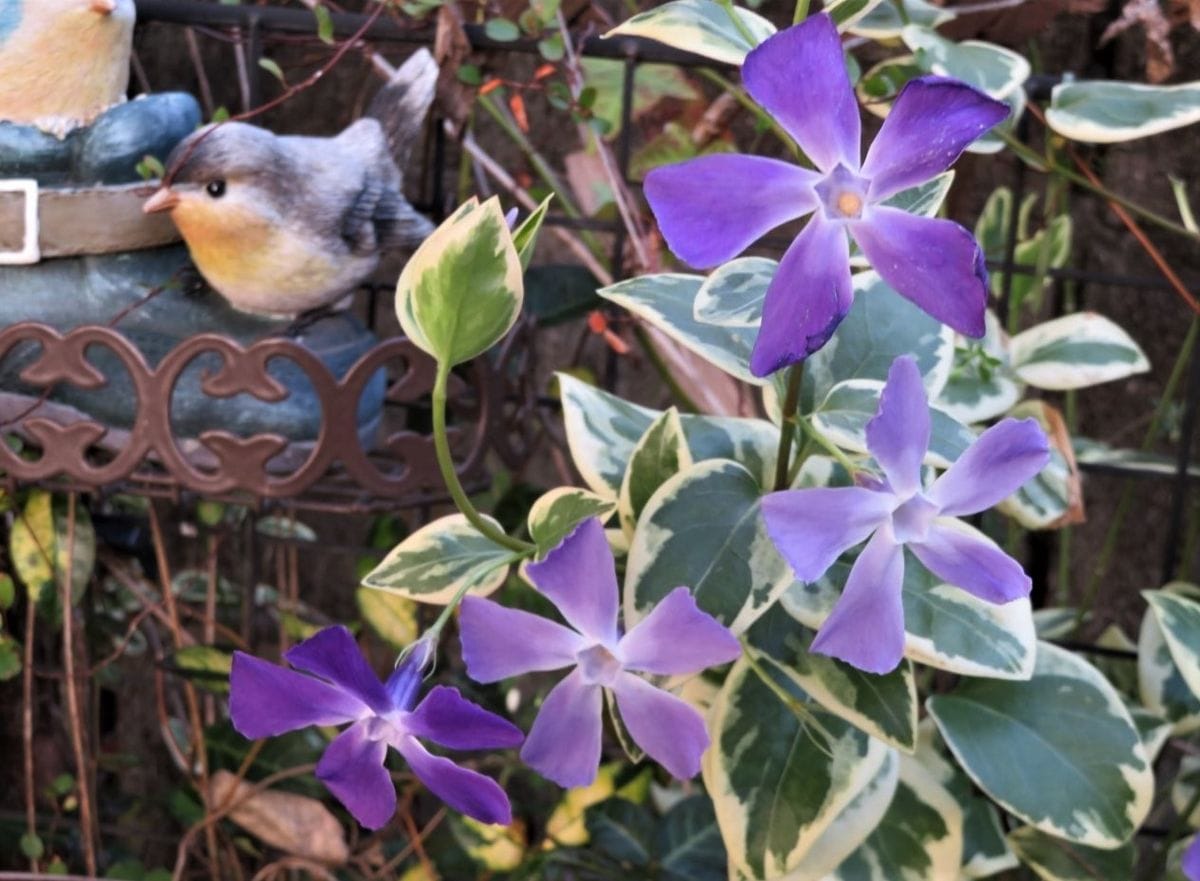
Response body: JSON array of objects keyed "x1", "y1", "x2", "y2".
[
  {"x1": 798, "y1": 416, "x2": 859, "y2": 476},
  {"x1": 715, "y1": 0, "x2": 759, "y2": 49},
  {"x1": 792, "y1": 0, "x2": 811, "y2": 24},
  {"x1": 696, "y1": 69, "x2": 804, "y2": 163},
  {"x1": 774, "y1": 365, "x2": 804, "y2": 491},
  {"x1": 998, "y1": 131, "x2": 1200, "y2": 243},
  {"x1": 433, "y1": 364, "x2": 534, "y2": 555}
]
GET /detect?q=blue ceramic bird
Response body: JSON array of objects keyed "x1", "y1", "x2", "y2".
[{"x1": 0, "y1": 0, "x2": 135, "y2": 137}]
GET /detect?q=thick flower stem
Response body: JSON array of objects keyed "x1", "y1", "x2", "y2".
[
  {"x1": 792, "y1": 0, "x2": 811, "y2": 24},
  {"x1": 715, "y1": 0, "x2": 761, "y2": 48},
  {"x1": 432, "y1": 364, "x2": 534, "y2": 556},
  {"x1": 773, "y1": 364, "x2": 805, "y2": 491}
]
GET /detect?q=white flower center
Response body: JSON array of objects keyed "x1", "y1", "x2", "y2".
[
  {"x1": 890, "y1": 493, "x2": 939, "y2": 544},
  {"x1": 576, "y1": 643, "x2": 623, "y2": 687}
]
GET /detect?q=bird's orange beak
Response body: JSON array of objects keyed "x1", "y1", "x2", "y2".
[
  {"x1": 90, "y1": 0, "x2": 118, "y2": 14},
  {"x1": 143, "y1": 187, "x2": 180, "y2": 215}
]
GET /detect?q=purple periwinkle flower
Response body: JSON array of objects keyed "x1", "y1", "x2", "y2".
[
  {"x1": 1184, "y1": 835, "x2": 1200, "y2": 881},
  {"x1": 643, "y1": 13, "x2": 1009, "y2": 377},
  {"x1": 229, "y1": 626, "x2": 522, "y2": 829},
  {"x1": 762, "y1": 356, "x2": 1049, "y2": 674},
  {"x1": 458, "y1": 517, "x2": 741, "y2": 788}
]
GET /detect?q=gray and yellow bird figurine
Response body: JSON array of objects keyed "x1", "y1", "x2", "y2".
[
  {"x1": 0, "y1": 0, "x2": 136, "y2": 137},
  {"x1": 143, "y1": 50, "x2": 438, "y2": 319}
]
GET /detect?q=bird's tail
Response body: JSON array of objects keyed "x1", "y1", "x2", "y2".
[{"x1": 366, "y1": 48, "x2": 439, "y2": 171}]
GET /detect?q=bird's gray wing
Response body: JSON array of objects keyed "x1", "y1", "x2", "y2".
[
  {"x1": 340, "y1": 175, "x2": 387, "y2": 255},
  {"x1": 341, "y1": 174, "x2": 434, "y2": 255}
]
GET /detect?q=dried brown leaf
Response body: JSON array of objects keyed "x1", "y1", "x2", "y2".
[{"x1": 1101, "y1": 0, "x2": 1175, "y2": 82}]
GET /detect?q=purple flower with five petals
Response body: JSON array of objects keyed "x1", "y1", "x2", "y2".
[
  {"x1": 229, "y1": 626, "x2": 522, "y2": 829},
  {"x1": 458, "y1": 517, "x2": 741, "y2": 788},
  {"x1": 643, "y1": 13, "x2": 1009, "y2": 377},
  {"x1": 762, "y1": 356, "x2": 1049, "y2": 674},
  {"x1": 1183, "y1": 835, "x2": 1200, "y2": 880}
]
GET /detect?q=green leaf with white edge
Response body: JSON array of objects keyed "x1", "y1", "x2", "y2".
[
  {"x1": 362, "y1": 514, "x2": 519, "y2": 604},
  {"x1": 1033, "y1": 607, "x2": 1084, "y2": 640},
  {"x1": 1137, "y1": 582, "x2": 1200, "y2": 734},
  {"x1": 619, "y1": 408, "x2": 693, "y2": 535},
  {"x1": 1172, "y1": 755, "x2": 1200, "y2": 827},
  {"x1": 846, "y1": 0, "x2": 954, "y2": 39},
  {"x1": 1007, "y1": 826, "x2": 1135, "y2": 881},
  {"x1": 783, "y1": 550, "x2": 1036, "y2": 680},
  {"x1": 830, "y1": 755, "x2": 964, "y2": 881},
  {"x1": 355, "y1": 587, "x2": 418, "y2": 650},
  {"x1": 936, "y1": 311, "x2": 1023, "y2": 425},
  {"x1": 598, "y1": 273, "x2": 762, "y2": 385},
  {"x1": 823, "y1": 0, "x2": 888, "y2": 29},
  {"x1": 782, "y1": 749, "x2": 900, "y2": 881},
  {"x1": 557, "y1": 372, "x2": 777, "y2": 499},
  {"x1": 1145, "y1": 588, "x2": 1200, "y2": 704},
  {"x1": 1130, "y1": 706, "x2": 1171, "y2": 764},
  {"x1": 704, "y1": 657, "x2": 892, "y2": 880},
  {"x1": 1076, "y1": 437, "x2": 1200, "y2": 479},
  {"x1": 527, "y1": 487, "x2": 616, "y2": 557},
  {"x1": 174, "y1": 646, "x2": 233, "y2": 694},
  {"x1": 396, "y1": 197, "x2": 523, "y2": 366},
  {"x1": 657, "y1": 795, "x2": 727, "y2": 881},
  {"x1": 512, "y1": 195, "x2": 552, "y2": 271},
  {"x1": 992, "y1": 213, "x2": 1072, "y2": 305},
  {"x1": 811, "y1": 380, "x2": 977, "y2": 469},
  {"x1": 901, "y1": 26, "x2": 1030, "y2": 100},
  {"x1": 746, "y1": 603, "x2": 917, "y2": 752},
  {"x1": 1046, "y1": 80, "x2": 1200, "y2": 144},
  {"x1": 693, "y1": 257, "x2": 774, "y2": 328},
  {"x1": 256, "y1": 516, "x2": 317, "y2": 541},
  {"x1": 586, "y1": 798, "x2": 652, "y2": 865},
  {"x1": 997, "y1": 447, "x2": 1074, "y2": 531},
  {"x1": 603, "y1": 0, "x2": 776, "y2": 66},
  {"x1": 625, "y1": 460, "x2": 791, "y2": 635},
  {"x1": 928, "y1": 641, "x2": 1154, "y2": 848},
  {"x1": 1010, "y1": 312, "x2": 1150, "y2": 391}
]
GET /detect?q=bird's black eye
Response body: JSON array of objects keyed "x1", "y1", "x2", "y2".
[{"x1": 206, "y1": 180, "x2": 226, "y2": 198}]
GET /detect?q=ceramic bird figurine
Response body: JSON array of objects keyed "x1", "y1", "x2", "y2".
[
  {"x1": 0, "y1": 0, "x2": 136, "y2": 138},
  {"x1": 143, "y1": 50, "x2": 437, "y2": 319}
]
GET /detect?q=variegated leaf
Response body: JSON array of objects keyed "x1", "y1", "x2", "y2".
[
  {"x1": 1007, "y1": 826, "x2": 1135, "y2": 881},
  {"x1": 1138, "y1": 582, "x2": 1200, "y2": 734},
  {"x1": 396, "y1": 197, "x2": 523, "y2": 366},
  {"x1": 1145, "y1": 588, "x2": 1200, "y2": 704},
  {"x1": 694, "y1": 257, "x2": 774, "y2": 328},
  {"x1": 1046, "y1": 80, "x2": 1200, "y2": 144},
  {"x1": 936, "y1": 311, "x2": 1023, "y2": 426},
  {"x1": 1033, "y1": 607, "x2": 1083, "y2": 640},
  {"x1": 603, "y1": 0, "x2": 776, "y2": 66},
  {"x1": 746, "y1": 603, "x2": 918, "y2": 752},
  {"x1": 527, "y1": 487, "x2": 616, "y2": 556},
  {"x1": 901, "y1": 26, "x2": 1029, "y2": 100},
  {"x1": 823, "y1": 0, "x2": 888, "y2": 28},
  {"x1": 829, "y1": 755, "x2": 964, "y2": 881},
  {"x1": 1171, "y1": 755, "x2": 1200, "y2": 827},
  {"x1": 362, "y1": 514, "x2": 518, "y2": 603},
  {"x1": 780, "y1": 750, "x2": 900, "y2": 881},
  {"x1": 599, "y1": 273, "x2": 763, "y2": 385},
  {"x1": 783, "y1": 553, "x2": 1037, "y2": 680},
  {"x1": 704, "y1": 657, "x2": 891, "y2": 880},
  {"x1": 1131, "y1": 706, "x2": 1171, "y2": 764},
  {"x1": 849, "y1": 175, "x2": 957, "y2": 267},
  {"x1": 847, "y1": 0, "x2": 955, "y2": 38},
  {"x1": 1010, "y1": 313, "x2": 1150, "y2": 391},
  {"x1": 997, "y1": 400, "x2": 1081, "y2": 530},
  {"x1": 1076, "y1": 438, "x2": 1200, "y2": 479},
  {"x1": 929, "y1": 642, "x2": 1154, "y2": 848},
  {"x1": 557, "y1": 373, "x2": 777, "y2": 499},
  {"x1": 619, "y1": 408, "x2": 692, "y2": 535},
  {"x1": 625, "y1": 460, "x2": 791, "y2": 635}
]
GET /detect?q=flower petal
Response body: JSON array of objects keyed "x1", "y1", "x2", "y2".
[
  {"x1": 229, "y1": 652, "x2": 366, "y2": 738},
  {"x1": 851, "y1": 207, "x2": 988, "y2": 338},
  {"x1": 316, "y1": 720, "x2": 395, "y2": 830},
  {"x1": 407, "y1": 685, "x2": 524, "y2": 750},
  {"x1": 619, "y1": 587, "x2": 741, "y2": 675},
  {"x1": 612, "y1": 672, "x2": 709, "y2": 780},
  {"x1": 524, "y1": 517, "x2": 619, "y2": 644},
  {"x1": 909, "y1": 519, "x2": 1031, "y2": 604},
  {"x1": 810, "y1": 529, "x2": 906, "y2": 674},
  {"x1": 520, "y1": 668, "x2": 603, "y2": 788},
  {"x1": 762, "y1": 487, "x2": 892, "y2": 583},
  {"x1": 749, "y1": 215, "x2": 853, "y2": 377},
  {"x1": 866, "y1": 355, "x2": 929, "y2": 498},
  {"x1": 1183, "y1": 835, "x2": 1200, "y2": 881},
  {"x1": 742, "y1": 14, "x2": 860, "y2": 172},
  {"x1": 644, "y1": 154, "x2": 818, "y2": 268},
  {"x1": 928, "y1": 418, "x2": 1050, "y2": 516},
  {"x1": 458, "y1": 596, "x2": 584, "y2": 683},
  {"x1": 395, "y1": 734, "x2": 513, "y2": 825},
  {"x1": 862, "y1": 75, "x2": 1009, "y2": 201},
  {"x1": 284, "y1": 625, "x2": 391, "y2": 714}
]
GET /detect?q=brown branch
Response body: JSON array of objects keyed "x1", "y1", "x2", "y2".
[{"x1": 21, "y1": 588, "x2": 38, "y2": 873}]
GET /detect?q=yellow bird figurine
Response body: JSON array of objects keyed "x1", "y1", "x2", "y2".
[
  {"x1": 143, "y1": 51, "x2": 437, "y2": 319},
  {"x1": 0, "y1": 0, "x2": 136, "y2": 138}
]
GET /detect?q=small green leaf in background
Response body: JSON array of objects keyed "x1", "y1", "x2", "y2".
[
  {"x1": 0, "y1": 634, "x2": 21, "y2": 681},
  {"x1": 0, "y1": 572, "x2": 14, "y2": 610},
  {"x1": 511, "y1": 194, "x2": 553, "y2": 271},
  {"x1": 586, "y1": 798, "x2": 653, "y2": 866},
  {"x1": 484, "y1": 17, "x2": 521, "y2": 41},
  {"x1": 255, "y1": 516, "x2": 317, "y2": 542},
  {"x1": 174, "y1": 646, "x2": 233, "y2": 694},
  {"x1": 19, "y1": 832, "x2": 44, "y2": 860},
  {"x1": 258, "y1": 57, "x2": 287, "y2": 85},
  {"x1": 453, "y1": 816, "x2": 527, "y2": 871},
  {"x1": 1046, "y1": 80, "x2": 1200, "y2": 144},
  {"x1": 396, "y1": 197, "x2": 524, "y2": 366},
  {"x1": 527, "y1": 487, "x2": 616, "y2": 557},
  {"x1": 602, "y1": 0, "x2": 777, "y2": 66},
  {"x1": 312, "y1": 4, "x2": 335, "y2": 44}
]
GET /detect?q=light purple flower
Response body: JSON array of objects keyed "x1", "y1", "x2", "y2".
[
  {"x1": 643, "y1": 13, "x2": 1009, "y2": 377},
  {"x1": 762, "y1": 356, "x2": 1049, "y2": 674},
  {"x1": 229, "y1": 626, "x2": 521, "y2": 829},
  {"x1": 1184, "y1": 835, "x2": 1200, "y2": 880},
  {"x1": 458, "y1": 517, "x2": 741, "y2": 788}
]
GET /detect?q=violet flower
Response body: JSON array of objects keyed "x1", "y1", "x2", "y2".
[
  {"x1": 229, "y1": 626, "x2": 521, "y2": 829},
  {"x1": 762, "y1": 356, "x2": 1049, "y2": 674},
  {"x1": 458, "y1": 517, "x2": 741, "y2": 788},
  {"x1": 1184, "y1": 835, "x2": 1200, "y2": 881},
  {"x1": 643, "y1": 12, "x2": 1009, "y2": 377}
]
